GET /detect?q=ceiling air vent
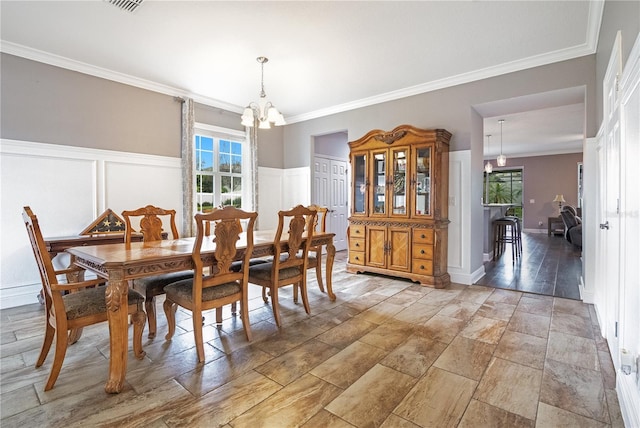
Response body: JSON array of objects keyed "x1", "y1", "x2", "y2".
[{"x1": 107, "y1": 0, "x2": 144, "y2": 13}]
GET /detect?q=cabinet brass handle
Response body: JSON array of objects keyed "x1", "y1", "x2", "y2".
[
  {"x1": 420, "y1": 249, "x2": 425, "y2": 254},
  {"x1": 421, "y1": 234, "x2": 425, "y2": 239},
  {"x1": 355, "y1": 256, "x2": 360, "y2": 260},
  {"x1": 420, "y1": 265, "x2": 425, "y2": 270},
  {"x1": 355, "y1": 243, "x2": 360, "y2": 247}
]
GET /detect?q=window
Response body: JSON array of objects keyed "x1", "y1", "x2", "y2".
[
  {"x1": 194, "y1": 126, "x2": 249, "y2": 213},
  {"x1": 484, "y1": 169, "x2": 523, "y2": 218}
]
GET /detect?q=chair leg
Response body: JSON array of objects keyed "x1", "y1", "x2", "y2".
[
  {"x1": 163, "y1": 299, "x2": 177, "y2": 340},
  {"x1": 36, "y1": 320, "x2": 55, "y2": 368},
  {"x1": 293, "y1": 283, "x2": 299, "y2": 303},
  {"x1": 316, "y1": 256, "x2": 325, "y2": 293},
  {"x1": 132, "y1": 309, "x2": 146, "y2": 360},
  {"x1": 44, "y1": 325, "x2": 68, "y2": 391},
  {"x1": 231, "y1": 302, "x2": 237, "y2": 316},
  {"x1": 270, "y1": 286, "x2": 282, "y2": 327},
  {"x1": 68, "y1": 327, "x2": 84, "y2": 345},
  {"x1": 145, "y1": 296, "x2": 157, "y2": 339},
  {"x1": 299, "y1": 280, "x2": 311, "y2": 315},
  {"x1": 262, "y1": 286, "x2": 269, "y2": 303},
  {"x1": 215, "y1": 307, "x2": 223, "y2": 324},
  {"x1": 192, "y1": 309, "x2": 205, "y2": 363},
  {"x1": 240, "y1": 297, "x2": 252, "y2": 342}
]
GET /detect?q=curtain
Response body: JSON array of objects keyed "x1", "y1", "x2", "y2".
[
  {"x1": 248, "y1": 124, "x2": 259, "y2": 229},
  {"x1": 181, "y1": 98, "x2": 195, "y2": 237}
]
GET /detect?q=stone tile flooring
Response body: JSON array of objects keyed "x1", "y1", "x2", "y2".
[{"x1": 0, "y1": 252, "x2": 624, "y2": 427}]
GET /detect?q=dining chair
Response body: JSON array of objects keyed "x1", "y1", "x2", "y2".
[
  {"x1": 122, "y1": 205, "x2": 194, "y2": 339},
  {"x1": 23, "y1": 206, "x2": 146, "y2": 391},
  {"x1": 306, "y1": 204, "x2": 329, "y2": 293},
  {"x1": 162, "y1": 206, "x2": 257, "y2": 363},
  {"x1": 248, "y1": 204, "x2": 317, "y2": 327}
]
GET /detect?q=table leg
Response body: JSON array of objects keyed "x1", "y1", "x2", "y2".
[
  {"x1": 104, "y1": 270, "x2": 129, "y2": 394},
  {"x1": 325, "y1": 241, "x2": 336, "y2": 301}
]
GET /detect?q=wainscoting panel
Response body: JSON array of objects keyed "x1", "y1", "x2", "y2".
[{"x1": 0, "y1": 139, "x2": 182, "y2": 309}]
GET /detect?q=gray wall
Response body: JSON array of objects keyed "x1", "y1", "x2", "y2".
[
  {"x1": 596, "y1": 0, "x2": 640, "y2": 125},
  {"x1": 283, "y1": 55, "x2": 597, "y2": 169},
  {"x1": 506, "y1": 153, "x2": 583, "y2": 230},
  {"x1": 314, "y1": 132, "x2": 349, "y2": 159},
  {"x1": 1, "y1": 53, "x2": 182, "y2": 157}
]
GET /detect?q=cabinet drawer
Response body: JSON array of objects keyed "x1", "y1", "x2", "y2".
[
  {"x1": 349, "y1": 251, "x2": 365, "y2": 265},
  {"x1": 349, "y1": 237, "x2": 365, "y2": 252},
  {"x1": 413, "y1": 229, "x2": 434, "y2": 244},
  {"x1": 350, "y1": 224, "x2": 365, "y2": 238},
  {"x1": 412, "y1": 259, "x2": 433, "y2": 275},
  {"x1": 413, "y1": 244, "x2": 433, "y2": 260}
]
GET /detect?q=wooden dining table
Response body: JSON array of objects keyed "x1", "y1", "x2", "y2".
[{"x1": 66, "y1": 230, "x2": 336, "y2": 393}]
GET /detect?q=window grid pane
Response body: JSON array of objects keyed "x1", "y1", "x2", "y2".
[{"x1": 195, "y1": 134, "x2": 244, "y2": 212}]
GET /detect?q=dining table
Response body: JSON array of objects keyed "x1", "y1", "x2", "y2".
[{"x1": 66, "y1": 230, "x2": 336, "y2": 393}]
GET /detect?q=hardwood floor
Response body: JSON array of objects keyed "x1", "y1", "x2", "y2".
[
  {"x1": 476, "y1": 232, "x2": 583, "y2": 300},
  {"x1": 1, "y1": 251, "x2": 623, "y2": 427}
]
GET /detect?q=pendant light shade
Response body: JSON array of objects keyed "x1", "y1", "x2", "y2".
[
  {"x1": 497, "y1": 119, "x2": 507, "y2": 167},
  {"x1": 484, "y1": 134, "x2": 493, "y2": 173}
]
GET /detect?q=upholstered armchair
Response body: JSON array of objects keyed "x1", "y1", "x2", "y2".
[{"x1": 560, "y1": 206, "x2": 582, "y2": 248}]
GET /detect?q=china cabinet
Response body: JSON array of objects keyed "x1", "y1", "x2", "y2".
[{"x1": 347, "y1": 125, "x2": 451, "y2": 287}]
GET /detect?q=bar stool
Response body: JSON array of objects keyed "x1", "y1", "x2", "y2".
[
  {"x1": 504, "y1": 215, "x2": 523, "y2": 255},
  {"x1": 493, "y1": 217, "x2": 521, "y2": 260}
]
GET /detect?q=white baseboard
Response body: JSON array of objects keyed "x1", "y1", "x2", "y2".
[
  {"x1": 483, "y1": 252, "x2": 493, "y2": 262},
  {"x1": 618, "y1": 373, "x2": 640, "y2": 428},
  {"x1": 450, "y1": 265, "x2": 485, "y2": 285},
  {"x1": 579, "y1": 276, "x2": 595, "y2": 303},
  {"x1": 523, "y1": 228, "x2": 547, "y2": 234},
  {"x1": 0, "y1": 283, "x2": 41, "y2": 309}
]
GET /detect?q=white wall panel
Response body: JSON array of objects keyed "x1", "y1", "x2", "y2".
[
  {"x1": 447, "y1": 150, "x2": 476, "y2": 285},
  {"x1": 0, "y1": 139, "x2": 181, "y2": 309},
  {"x1": 257, "y1": 167, "x2": 284, "y2": 231}
]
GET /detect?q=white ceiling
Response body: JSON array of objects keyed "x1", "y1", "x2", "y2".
[{"x1": 1, "y1": 1, "x2": 601, "y2": 156}]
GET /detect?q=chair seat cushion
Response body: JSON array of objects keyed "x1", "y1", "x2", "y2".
[
  {"x1": 164, "y1": 278, "x2": 241, "y2": 302},
  {"x1": 230, "y1": 259, "x2": 269, "y2": 272},
  {"x1": 63, "y1": 286, "x2": 144, "y2": 320},
  {"x1": 248, "y1": 262, "x2": 302, "y2": 282},
  {"x1": 133, "y1": 271, "x2": 194, "y2": 296}
]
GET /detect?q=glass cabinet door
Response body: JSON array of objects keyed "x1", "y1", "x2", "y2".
[
  {"x1": 391, "y1": 149, "x2": 408, "y2": 215},
  {"x1": 414, "y1": 146, "x2": 432, "y2": 216},
  {"x1": 372, "y1": 152, "x2": 386, "y2": 215},
  {"x1": 352, "y1": 153, "x2": 367, "y2": 215}
]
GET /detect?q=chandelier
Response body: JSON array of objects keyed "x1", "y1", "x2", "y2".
[
  {"x1": 241, "y1": 56, "x2": 285, "y2": 129},
  {"x1": 497, "y1": 119, "x2": 507, "y2": 167},
  {"x1": 484, "y1": 134, "x2": 493, "y2": 173}
]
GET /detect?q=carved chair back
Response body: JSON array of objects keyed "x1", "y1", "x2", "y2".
[
  {"x1": 122, "y1": 205, "x2": 179, "y2": 243},
  {"x1": 272, "y1": 205, "x2": 317, "y2": 277}
]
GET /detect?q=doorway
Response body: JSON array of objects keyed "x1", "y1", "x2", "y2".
[{"x1": 312, "y1": 132, "x2": 350, "y2": 252}]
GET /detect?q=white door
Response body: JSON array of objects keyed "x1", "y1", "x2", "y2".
[
  {"x1": 313, "y1": 156, "x2": 348, "y2": 251},
  {"x1": 600, "y1": 32, "x2": 622, "y2": 367}
]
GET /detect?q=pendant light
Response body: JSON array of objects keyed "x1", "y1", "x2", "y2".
[
  {"x1": 241, "y1": 56, "x2": 285, "y2": 129},
  {"x1": 497, "y1": 119, "x2": 507, "y2": 167},
  {"x1": 484, "y1": 134, "x2": 493, "y2": 173}
]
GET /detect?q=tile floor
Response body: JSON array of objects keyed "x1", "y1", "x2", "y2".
[{"x1": 0, "y1": 252, "x2": 624, "y2": 427}]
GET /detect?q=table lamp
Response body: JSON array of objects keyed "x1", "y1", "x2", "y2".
[{"x1": 553, "y1": 194, "x2": 566, "y2": 215}]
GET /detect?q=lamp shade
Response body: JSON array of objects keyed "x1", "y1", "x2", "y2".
[{"x1": 553, "y1": 194, "x2": 566, "y2": 203}]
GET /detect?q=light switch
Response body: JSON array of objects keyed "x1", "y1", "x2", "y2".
[{"x1": 530, "y1": 199, "x2": 535, "y2": 204}]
